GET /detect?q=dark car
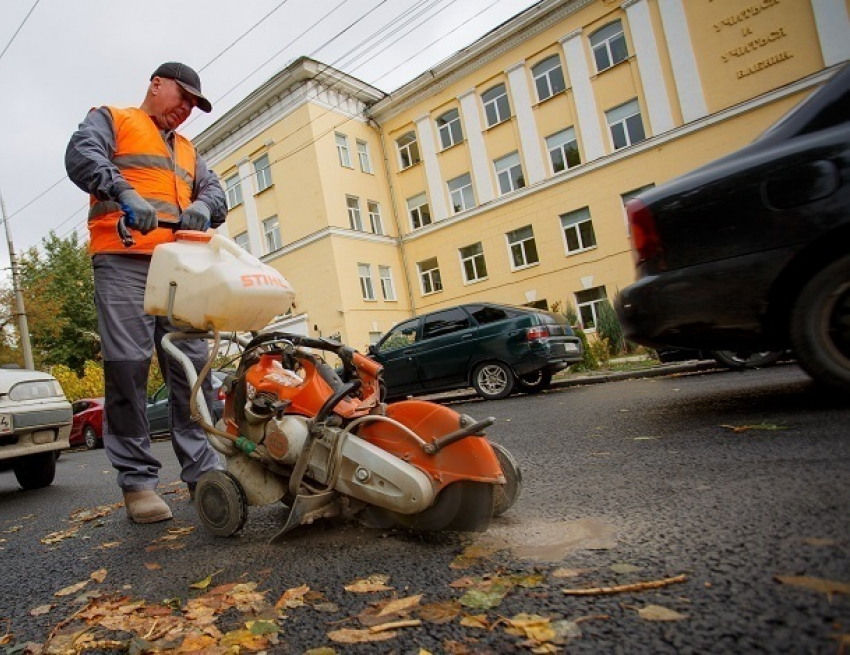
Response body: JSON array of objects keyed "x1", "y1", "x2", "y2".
[
  {"x1": 69, "y1": 397, "x2": 104, "y2": 449},
  {"x1": 146, "y1": 370, "x2": 230, "y2": 437},
  {"x1": 616, "y1": 63, "x2": 850, "y2": 395},
  {"x1": 368, "y1": 302, "x2": 582, "y2": 401}
]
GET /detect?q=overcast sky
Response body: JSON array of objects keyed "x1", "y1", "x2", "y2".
[{"x1": 0, "y1": 0, "x2": 539, "y2": 262}]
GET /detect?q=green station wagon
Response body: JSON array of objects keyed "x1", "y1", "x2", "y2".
[{"x1": 368, "y1": 302, "x2": 583, "y2": 401}]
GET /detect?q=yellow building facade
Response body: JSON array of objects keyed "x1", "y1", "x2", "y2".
[{"x1": 195, "y1": 0, "x2": 850, "y2": 349}]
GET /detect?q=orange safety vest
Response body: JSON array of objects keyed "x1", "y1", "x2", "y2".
[{"x1": 88, "y1": 106, "x2": 197, "y2": 255}]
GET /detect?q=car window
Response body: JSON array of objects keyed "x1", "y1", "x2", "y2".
[
  {"x1": 378, "y1": 319, "x2": 419, "y2": 353},
  {"x1": 72, "y1": 401, "x2": 88, "y2": 414},
  {"x1": 153, "y1": 386, "x2": 169, "y2": 403},
  {"x1": 465, "y1": 304, "x2": 518, "y2": 325},
  {"x1": 421, "y1": 308, "x2": 471, "y2": 340}
]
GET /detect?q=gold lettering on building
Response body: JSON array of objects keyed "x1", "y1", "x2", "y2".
[
  {"x1": 713, "y1": 0, "x2": 780, "y2": 32},
  {"x1": 721, "y1": 27, "x2": 788, "y2": 62},
  {"x1": 736, "y1": 50, "x2": 794, "y2": 78}
]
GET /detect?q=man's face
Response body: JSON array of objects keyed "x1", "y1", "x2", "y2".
[{"x1": 149, "y1": 77, "x2": 197, "y2": 130}]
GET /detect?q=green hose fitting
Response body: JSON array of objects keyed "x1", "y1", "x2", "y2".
[{"x1": 235, "y1": 437, "x2": 257, "y2": 455}]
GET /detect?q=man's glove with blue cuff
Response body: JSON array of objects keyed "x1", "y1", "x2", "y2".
[
  {"x1": 118, "y1": 190, "x2": 158, "y2": 235},
  {"x1": 179, "y1": 200, "x2": 211, "y2": 231}
]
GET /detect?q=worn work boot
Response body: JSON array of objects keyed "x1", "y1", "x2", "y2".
[{"x1": 123, "y1": 490, "x2": 173, "y2": 524}]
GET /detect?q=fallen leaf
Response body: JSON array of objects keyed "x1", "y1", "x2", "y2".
[
  {"x1": 190, "y1": 570, "x2": 223, "y2": 590},
  {"x1": 91, "y1": 568, "x2": 108, "y2": 583},
  {"x1": 144, "y1": 563, "x2": 162, "y2": 571},
  {"x1": 378, "y1": 594, "x2": 423, "y2": 617},
  {"x1": 40, "y1": 525, "x2": 81, "y2": 544},
  {"x1": 609, "y1": 563, "x2": 642, "y2": 574},
  {"x1": 29, "y1": 604, "x2": 53, "y2": 616},
  {"x1": 70, "y1": 505, "x2": 120, "y2": 523},
  {"x1": 344, "y1": 574, "x2": 392, "y2": 593},
  {"x1": 775, "y1": 575, "x2": 850, "y2": 598},
  {"x1": 720, "y1": 423, "x2": 788, "y2": 433},
  {"x1": 327, "y1": 628, "x2": 397, "y2": 644},
  {"x1": 4, "y1": 526, "x2": 22, "y2": 533},
  {"x1": 633, "y1": 436, "x2": 660, "y2": 440},
  {"x1": 97, "y1": 541, "x2": 121, "y2": 549},
  {"x1": 220, "y1": 628, "x2": 270, "y2": 651},
  {"x1": 448, "y1": 576, "x2": 477, "y2": 588},
  {"x1": 636, "y1": 604, "x2": 689, "y2": 621},
  {"x1": 304, "y1": 649, "x2": 337, "y2": 655},
  {"x1": 417, "y1": 599, "x2": 461, "y2": 624},
  {"x1": 460, "y1": 614, "x2": 489, "y2": 629},
  {"x1": 55, "y1": 580, "x2": 89, "y2": 597},
  {"x1": 451, "y1": 544, "x2": 498, "y2": 569},
  {"x1": 275, "y1": 584, "x2": 310, "y2": 610},
  {"x1": 458, "y1": 582, "x2": 511, "y2": 610},
  {"x1": 551, "y1": 568, "x2": 591, "y2": 579},
  {"x1": 802, "y1": 537, "x2": 838, "y2": 547},
  {"x1": 247, "y1": 619, "x2": 279, "y2": 635}
]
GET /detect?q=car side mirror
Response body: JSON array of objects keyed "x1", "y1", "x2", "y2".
[{"x1": 368, "y1": 344, "x2": 378, "y2": 356}]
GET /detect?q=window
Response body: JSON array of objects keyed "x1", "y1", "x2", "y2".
[
  {"x1": 225, "y1": 174, "x2": 242, "y2": 209},
  {"x1": 379, "y1": 265, "x2": 396, "y2": 301},
  {"x1": 356, "y1": 139, "x2": 372, "y2": 173},
  {"x1": 482, "y1": 84, "x2": 511, "y2": 127},
  {"x1": 546, "y1": 128, "x2": 581, "y2": 174},
  {"x1": 418, "y1": 257, "x2": 443, "y2": 295},
  {"x1": 459, "y1": 242, "x2": 487, "y2": 283},
  {"x1": 397, "y1": 131, "x2": 420, "y2": 170},
  {"x1": 422, "y1": 308, "x2": 471, "y2": 340},
  {"x1": 346, "y1": 196, "x2": 363, "y2": 231},
  {"x1": 367, "y1": 201, "x2": 383, "y2": 235},
  {"x1": 234, "y1": 231, "x2": 250, "y2": 252},
  {"x1": 336, "y1": 133, "x2": 352, "y2": 168},
  {"x1": 448, "y1": 173, "x2": 475, "y2": 213},
  {"x1": 378, "y1": 318, "x2": 419, "y2": 353},
  {"x1": 495, "y1": 152, "x2": 525, "y2": 195},
  {"x1": 575, "y1": 286, "x2": 608, "y2": 330},
  {"x1": 590, "y1": 21, "x2": 629, "y2": 72},
  {"x1": 466, "y1": 303, "x2": 521, "y2": 325},
  {"x1": 507, "y1": 225, "x2": 539, "y2": 269},
  {"x1": 263, "y1": 215, "x2": 282, "y2": 252},
  {"x1": 358, "y1": 263, "x2": 375, "y2": 300},
  {"x1": 560, "y1": 207, "x2": 597, "y2": 254},
  {"x1": 532, "y1": 55, "x2": 566, "y2": 102},
  {"x1": 607, "y1": 99, "x2": 646, "y2": 150},
  {"x1": 621, "y1": 184, "x2": 655, "y2": 234},
  {"x1": 254, "y1": 154, "x2": 273, "y2": 193},
  {"x1": 407, "y1": 193, "x2": 432, "y2": 230},
  {"x1": 436, "y1": 109, "x2": 463, "y2": 150}
]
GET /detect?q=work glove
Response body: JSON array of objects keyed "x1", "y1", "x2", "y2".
[
  {"x1": 178, "y1": 200, "x2": 211, "y2": 231},
  {"x1": 118, "y1": 190, "x2": 158, "y2": 235}
]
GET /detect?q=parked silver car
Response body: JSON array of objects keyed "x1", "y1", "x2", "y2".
[{"x1": 0, "y1": 368, "x2": 72, "y2": 489}]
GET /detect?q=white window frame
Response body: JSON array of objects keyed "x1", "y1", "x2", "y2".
[
  {"x1": 263, "y1": 215, "x2": 282, "y2": 253},
  {"x1": 367, "y1": 200, "x2": 383, "y2": 235},
  {"x1": 379, "y1": 265, "x2": 396, "y2": 301},
  {"x1": 336, "y1": 133, "x2": 352, "y2": 168},
  {"x1": 417, "y1": 257, "x2": 443, "y2": 296},
  {"x1": 606, "y1": 99, "x2": 646, "y2": 150},
  {"x1": 397, "y1": 131, "x2": 421, "y2": 170},
  {"x1": 506, "y1": 225, "x2": 539, "y2": 270},
  {"x1": 254, "y1": 154, "x2": 273, "y2": 193},
  {"x1": 447, "y1": 173, "x2": 475, "y2": 214},
  {"x1": 494, "y1": 152, "x2": 525, "y2": 195},
  {"x1": 233, "y1": 231, "x2": 250, "y2": 253},
  {"x1": 546, "y1": 127, "x2": 581, "y2": 174},
  {"x1": 575, "y1": 286, "x2": 608, "y2": 332},
  {"x1": 436, "y1": 108, "x2": 463, "y2": 150},
  {"x1": 407, "y1": 193, "x2": 431, "y2": 230},
  {"x1": 225, "y1": 174, "x2": 243, "y2": 209},
  {"x1": 356, "y1": 139, "x2": 372, "y2": 173},
  {"x1": 560, "y1": 207, "x2": 597, "y2": 255},
  {"x1": 482, "y1": 84, "x2": 511, "y2": 127},
  {"x1": 590, "y1": 21, "x2": 629, "y2": 73},
  {"x1": 532, "y1": 55, "x2": 566, "y2": 102},
  {"x1": 459, "y1": 242, "x2": 488, "y2": 284},
  {"x1": 358, "y1": 263, "x2": 375, "y2": 301},
  {"x1": 346, "y1": 196, "x2": 364, "y2": 231}
]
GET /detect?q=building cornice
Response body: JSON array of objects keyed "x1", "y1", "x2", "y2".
[
  {"x1": 368, "y1": 0, "x2": 595, "y2": 123},
  {"x1": 261, "y1": 226, "x2": 397, "y2": 264}
]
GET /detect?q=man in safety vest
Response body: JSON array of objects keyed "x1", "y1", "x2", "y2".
[{"x1": 65, "y1": 62, "x2": 226, "y2": 523}]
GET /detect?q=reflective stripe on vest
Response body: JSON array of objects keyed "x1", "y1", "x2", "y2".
[{"x1": 87, "y1": 106, "x2": 197, "y2": 255}]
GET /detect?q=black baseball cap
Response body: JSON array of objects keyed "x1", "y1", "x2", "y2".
[{"x1": 150, "y1": 62, "x2": 212, "y2": 113}]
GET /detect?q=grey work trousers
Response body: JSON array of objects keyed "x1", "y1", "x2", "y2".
[{"x1": 93, "y1": 254, "x2": 223, "y2": 492}]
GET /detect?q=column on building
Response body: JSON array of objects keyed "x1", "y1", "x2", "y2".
[
  {"x1": 811, "y1": 0, "x2": 850, "y2": 67},
  {"x1": 458, "y1": 89, "x2": 495, "y2": 205},
  {"x1": 623, "y1": 0, "x2": 675, "y2": 135},
  {"x1": 505, "y1": 61, "x2": 546, "y2": 185},
  {"x1": 237, "y1": 157, "x2": 264, "y2": 255},
  {"x1": 413, "y1": 113, "x2": 449, "y2": 222},
  {"x1": 559, "y1": 29, "x2": 606, "y2": 162},
  {"x1": 657, "y1": 0, "x2": 708, "y2": 123}
]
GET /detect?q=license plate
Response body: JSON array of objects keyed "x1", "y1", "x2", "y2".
[
  {"x1": 0, "y1": 413, "x2": 12, "y2": 435},
  {"x1": 565, "y1": 343, "x2": 579, "y2": 352}
]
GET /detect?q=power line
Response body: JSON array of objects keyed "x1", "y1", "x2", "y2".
[{"x1": 0, "y1": 0, "x2": 41, "y2": 65}]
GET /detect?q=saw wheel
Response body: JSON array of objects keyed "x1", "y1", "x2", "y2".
[
  {"x1": 381, "y1": 481, "x2": 494, "y2": 533},
  {"x1": 490, "y1": 442, "x2": 522, "y2": 517},
  {"x1": 195, "y1": 470, "x2": 249, "y2": 537}
]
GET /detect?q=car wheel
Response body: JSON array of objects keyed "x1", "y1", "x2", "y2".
[
  {"x1": 711, "y1": 350, "x2": 783, "y2": 370},
  {"x1": 790, "y1": 255, "x2": 850, "y2": 395},
  {"x1": 12, "y1": 451, "x2": 57, "y2": 490},
  {"x1": 471, "y1": 362, "x2": 515, "y2": 400},
  {"x1": 515, "y1": 370, "x2": 552, "y2": 394},
  {"x1": 83, "y1": 425, "x2": 101, "y2": 450}
]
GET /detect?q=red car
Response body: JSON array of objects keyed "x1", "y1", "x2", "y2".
[{"x1": 69, "y1": 397, "x2": 104, "y2": 449}]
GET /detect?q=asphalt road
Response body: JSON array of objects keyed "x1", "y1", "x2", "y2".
[{"x1": 1, "y1": 363, "x2": 848, "y2": 653}]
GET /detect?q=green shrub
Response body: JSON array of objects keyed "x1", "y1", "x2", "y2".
[{"x1": 596, "y1": 299, "x2": 625, "y2": 357}]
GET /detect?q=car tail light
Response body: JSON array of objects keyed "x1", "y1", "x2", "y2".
[
  {"x1": 526, "y1": 326, "x2": 550, "y2": 341},
  {"x1": 216, "y1": 387, "x2": 226, "y2": 401},
  {"x1": 627, "y1": 198, "x2": 662, "y2": 266}
]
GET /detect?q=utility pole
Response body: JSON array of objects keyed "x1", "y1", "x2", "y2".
[{"x1": 0, "y1": 188, "x2": 34, "y2": 369}]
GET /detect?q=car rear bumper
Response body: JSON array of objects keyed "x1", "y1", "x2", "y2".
[{"x1": 512, "y1": 337, "x2": 583, "y2": 376}]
